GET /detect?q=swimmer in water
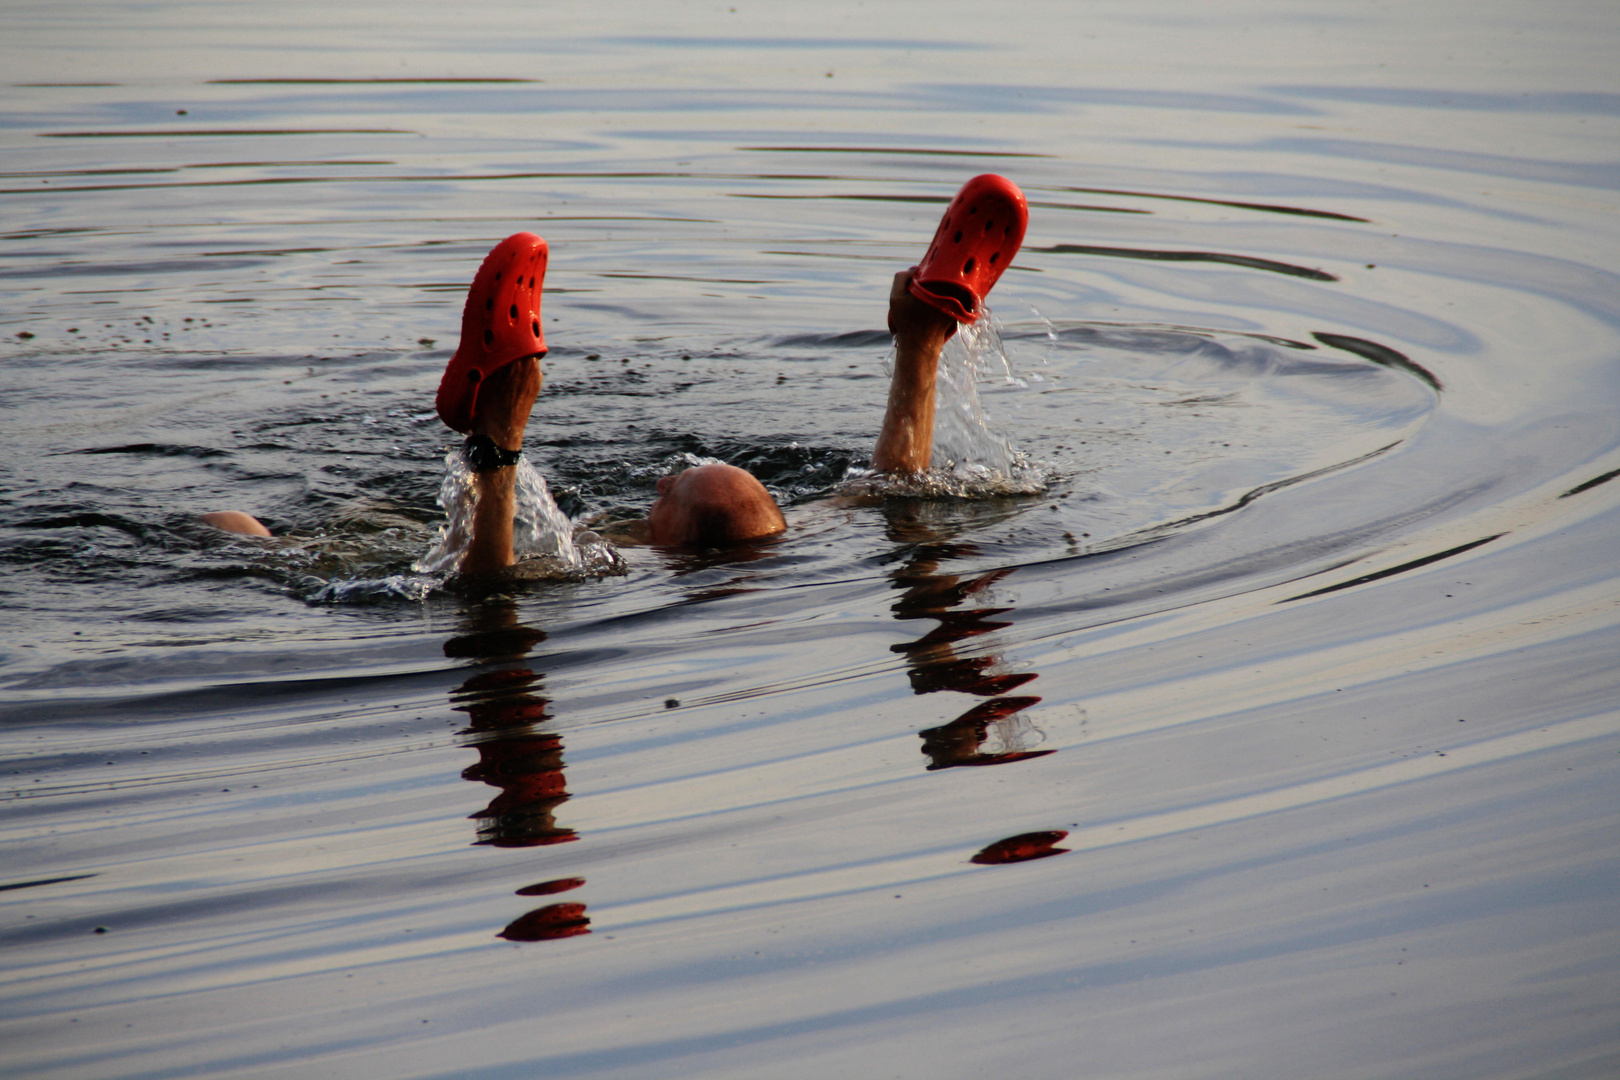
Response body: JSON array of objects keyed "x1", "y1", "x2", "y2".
[{"x1": 204, "y1": 174, "x2": 1026, "y2": 575}]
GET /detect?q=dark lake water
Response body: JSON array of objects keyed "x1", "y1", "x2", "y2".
[{"x1": 3, "y1": 3, "x2": 1618, "y2": 1077}]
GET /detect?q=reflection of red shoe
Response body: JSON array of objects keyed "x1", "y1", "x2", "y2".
[
  {"x1": 970, "y1": 829, "x2": 1069, "y2": 865},
  {"x1": 910, "y1": 175, "x2": 1028, "y2": 324},
  {"x1": 435, "y1": 232, "x2": 549, "y2": 433},
  {"x1": 499, "y1": 901, "x2": 591, "y2": 941}
]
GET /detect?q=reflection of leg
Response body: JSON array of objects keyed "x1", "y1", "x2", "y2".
[
  {"x1": 891, "y1": 563, "x2": 1030, "y2": 695},
  {"x1": 879, "y1": 510, "x2": 1050, "y2": 771},
  {"x1": 446, "y1": 601, "x2": 590, "y2": 937},
  {"x1": 449, "y1": 608, "x2": 578, "y2": 848},
  {"x1": 919, "y1": 696, "x2": 1052, "y2": 770},
  {"x1": 462, "y1": 730, "x2": 577, "y2": 848},
  {"x1": 904, "y1": 652, "x2": 1035, "y2": 696}
]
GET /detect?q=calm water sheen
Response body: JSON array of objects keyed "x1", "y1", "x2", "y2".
[{"x1": 3, "y1": 2, "x2": 1619, "y2": 1078}]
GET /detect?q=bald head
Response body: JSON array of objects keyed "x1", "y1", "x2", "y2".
[{"x1": 647, "y1": 463, "x2": 785, "y2": 547}]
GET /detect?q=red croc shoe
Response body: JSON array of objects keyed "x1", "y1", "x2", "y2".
[
  {"x1": 909, "y1": 174, "x2": 1028, "y2": 324},
  {"x1": 435, "y1": 232, "x2": 549, "y2": 434}
]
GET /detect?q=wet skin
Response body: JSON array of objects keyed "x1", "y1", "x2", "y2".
[
  {"x1": 459, "y1": 355, "x2": 543, "y2": 577},
  {"x1": 646, "y1": 462, "x2": 786, "y2": 547},
  {"x1": 872, "y1": 268, "x2": 961, "y2": 474},
  {"x1": 199, "y1": 510, "x2": 271, "y2": 537}
]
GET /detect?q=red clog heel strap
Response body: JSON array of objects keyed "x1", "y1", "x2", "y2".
[
  {"x1": 435, "y1": 232, "x2": 549, "y2": 434},
  {"x1": 909, "y1": 174, "x2": 1028, "y2": 324}
]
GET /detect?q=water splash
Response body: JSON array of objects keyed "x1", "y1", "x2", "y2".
[
  {"x1": 933, "y1": 313, "x2": 1019, "y2": 476},
  {"x1": 849, "y1": 308, "x2": 1053, "y2": 499},
  {"x1": 415, "y1": 451, "x2": 625, "y2": 580}
]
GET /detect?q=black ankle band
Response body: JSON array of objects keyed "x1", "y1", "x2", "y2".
[{"x1": 463, "y1": 434, "x2": 523, "y2": 472}]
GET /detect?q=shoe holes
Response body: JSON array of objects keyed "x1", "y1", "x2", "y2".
[
  {"x1": 509, "y1": 304, "x2": 519, "y2": 320},
  {"x1": 485, "y1": 297, "x2": 493, "y2": 311},
  {"x1": 953, "y1": 230, "x2": 963, "y2": 244},
  {"x1": 985, "y1": 219, "x2": 995, "y2": 233},
  {"x1": 989, "y1": 252, "x2": 999, "y2": 265},
  {"x1": 494, "y1": 271, "x2": 502, "y2": 282},
  {"x1": 467, "y1": 369, "x2": 481, "y2": 383},
  {"x1": 483, "y1": 328, "x2": 494, "y2": 346},
  {"x1": 532, "y1": 321, "x2": 540, "y2": 337},
  {"x1": 963, "y1": 257, "x2": 975, "y2": 275}
]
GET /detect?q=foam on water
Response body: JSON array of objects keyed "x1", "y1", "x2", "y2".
[
  {"x1": 845, "y1": 308, "x2": 1054, "y2": 500},
  {"x1": 415, "y1": 450, "x2": 626, "y2": 582},
  {"x1": 301, "y1": 452, "x2": 625, "y2": 603}
]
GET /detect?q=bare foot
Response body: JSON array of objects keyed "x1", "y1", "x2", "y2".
[{"x1": 887, "y1": 266, "x2": 959, "y2": 350}]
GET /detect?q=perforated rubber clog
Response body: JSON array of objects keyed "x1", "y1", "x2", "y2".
[
  {"x1": 909, "y1": 174, "x2": 1028, "y2": 323},
  {"x1": 435, "y1": 232, "x2": 549, "y2": 434}
]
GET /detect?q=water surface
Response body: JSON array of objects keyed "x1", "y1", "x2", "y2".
[{"x1": 3, "y1": 3, "x2": 1619, "y2": 1078}]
